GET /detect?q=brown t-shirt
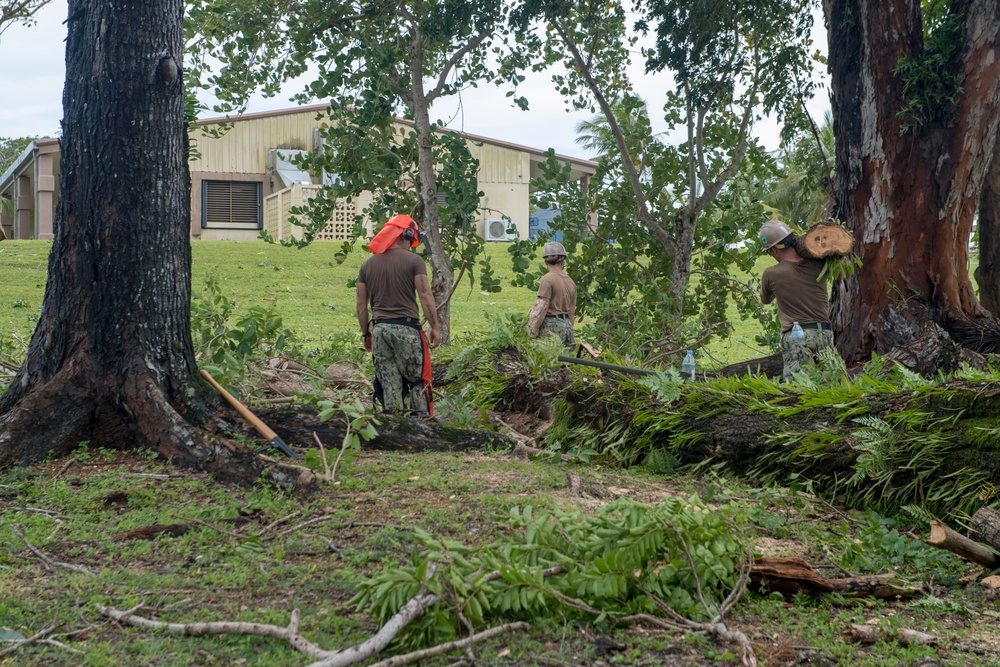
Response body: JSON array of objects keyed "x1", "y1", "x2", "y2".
[
  {"x1": 357, "y1": 248, "x2": 427, "y2": 321},
  {"x1": 760, "y1": 258, "x2": 830, "y2": 332},
  {"x1": 538, "y1": 271, "x2": 576, "y2": 316}
]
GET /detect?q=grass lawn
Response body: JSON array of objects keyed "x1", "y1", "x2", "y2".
[
  {"x1": 0, "y1": 239, "x2": 772, "y2": 368},
  {"x1": 0, "y1": 239, "x2": 977, "y2": 369}
]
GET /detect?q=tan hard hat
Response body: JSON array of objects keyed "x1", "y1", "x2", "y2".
[
  {"x1": 542, "y1": 241, "x2": 567, "y2": 258},
  {"x1": 758, "y1": 220, "x2": 794, "y2": 251}
]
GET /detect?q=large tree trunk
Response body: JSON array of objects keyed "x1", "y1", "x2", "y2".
[
  {"x1": 826, "y1": 0, "x2": 1000, "y2": 369},
  {"x1": 975, "y1": 152, "x2": 1000, "y2": 315},
  {"x1": 0, "y1": 0, "x2": 311, "y2": 492}
]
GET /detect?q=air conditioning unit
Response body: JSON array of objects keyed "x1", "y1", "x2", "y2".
[{"x1": 484, "y1": 218, "x2": 516, "y2": 242}]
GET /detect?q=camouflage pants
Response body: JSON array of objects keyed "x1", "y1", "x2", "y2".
[
  {"x1": 780, "y1": 327, "x2": 835, "y2": 381},
  {"x1": 538, "y1": 316, "x2": 575, "y2": 348},
  {"x1": 372, "y1": 323, "x2": 429, "y2": 413}
]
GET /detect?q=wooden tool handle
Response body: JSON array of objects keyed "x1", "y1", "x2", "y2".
[{"x1": 200, "y1": 369, "x2": 278, "y2": 441}]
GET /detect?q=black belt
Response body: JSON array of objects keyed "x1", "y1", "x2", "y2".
[
  {"x1": 545, "y1": 314, "x2": 569, "y2": 320},
  {"x1": 799, "y1": 322, "x2": 832, "y2": 330},
  {"x1": 374, "y1": 317, "x2": 421, "y2": 330}
]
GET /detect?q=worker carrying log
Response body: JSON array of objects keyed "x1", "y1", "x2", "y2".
[
  {"x1": 758, "y1": 220, "x2": 851, "y2": 381},
  {"x1": 526, "y1": 241, "x2": 577, "y2": 348}
]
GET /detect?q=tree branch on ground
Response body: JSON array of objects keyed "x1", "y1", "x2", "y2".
[{"x1": 12, "y1": 526, "x2": 94, "y2": 576}]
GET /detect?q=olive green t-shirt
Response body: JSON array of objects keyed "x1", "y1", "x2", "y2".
[
  {"x1": 760, "y1": 258, "x2": 830, "y2": 333},
  {"x1": 357, "y1": 247, "x2": 427, "y2": 321},
  {"x1": 538, "y1": 271, "x2": 577, "y2": 317}
]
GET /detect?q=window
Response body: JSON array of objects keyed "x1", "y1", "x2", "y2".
[{"x1": 202, "y1": 180, "x2": 261, "y2": 229}]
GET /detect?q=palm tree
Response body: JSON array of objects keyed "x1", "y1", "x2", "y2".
[
  {"x1": 575, "y1": 96, "x2": 662, "y2": 182},
  {"x1": 764, "y1": 111, "x2": 835, "y2": 229}
]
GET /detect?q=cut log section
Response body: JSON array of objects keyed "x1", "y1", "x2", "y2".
[
  {"x1": 926, "y1": 520, "x2": 1000, "y2": 569},
  {"x1": 796, "y1": 222, "x2": 855, "y2": 259}
]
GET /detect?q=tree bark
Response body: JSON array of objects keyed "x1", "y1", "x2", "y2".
[
  {"x1": 969, "y1": 506, "x2": 1000, "y2": 555},
  {"x1": 408, "y1": 28, "x2": 453, "y2": 345},
  {"x1": 0, "y1": 0, "x2": 311, "y2": 492},
  {"x1": 826, "y1": 0, "x2": 1000, "y2": 367},
  {"x1": 975, "y1": 152, "x2": 1000, "y2": 315}
]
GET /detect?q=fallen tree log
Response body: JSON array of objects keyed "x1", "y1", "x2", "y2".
[
  {"x1": 545, "y1": 375, "x2": 1000, "y2": 517},
  {"x1": 926, "y1": 520, "x2": 1000, "y2": 569},
  {"x1": 841, "y1": 624, "x2": 938, "y2": 647},
  {"x1": 748, "y1": 557, "x2": 920, "y2": 599},
  {"x1": 253, "y1": 409, "x2": 512, "y2": 454}
]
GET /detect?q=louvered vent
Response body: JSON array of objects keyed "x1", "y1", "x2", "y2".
[{"x1": 203, "y1": 181, "x2": 261, "y2": 229}]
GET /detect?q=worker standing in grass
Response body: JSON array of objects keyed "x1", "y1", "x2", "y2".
[
  {"x1": 527, "y1": 241, "x2": 577, "y2": 348},
  {"x1": 356, "y1": 214, "x2": 440, "y2": 417},
  {"x1": 758, "y1": 220, "x2": 835, "y2": 381}
]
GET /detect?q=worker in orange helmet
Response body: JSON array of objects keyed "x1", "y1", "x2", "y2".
[{"x1": 356, "y1": 214, "x2": 440, "y2": 417}]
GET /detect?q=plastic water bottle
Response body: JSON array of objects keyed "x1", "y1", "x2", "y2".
[
  {"x1": 791, "y1": 321, "x2": 805, "y2": 341},
  {"x1": 681, "y1": 350, "x2": 696, "y2": 381}
]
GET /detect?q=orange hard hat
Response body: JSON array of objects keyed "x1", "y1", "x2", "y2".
[{"x1": 368, "y1": 214, "x2": 420, "y2": 253}]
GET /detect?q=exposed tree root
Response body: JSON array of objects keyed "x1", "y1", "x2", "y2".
[
  {"x1": 0, "y1": 359, "x2": 97, "y2": 466},
  {"x1": 0, "y1": 362, "x2": 315, "y2": 494}
]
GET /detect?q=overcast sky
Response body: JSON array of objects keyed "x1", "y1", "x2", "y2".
[{"x1": 0, "y1": 1, "x2": 829, "y2": 160}]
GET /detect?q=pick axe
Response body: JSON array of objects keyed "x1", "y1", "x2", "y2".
[{"x1": 200, "y1": 369, "x2": 301, "y2": 459}]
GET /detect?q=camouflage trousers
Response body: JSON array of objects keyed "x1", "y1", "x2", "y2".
[
  {"x1": 538, "y1": 316, "x2": 575, "y2": 348},
  {"x1": 372, "y1": 323, "x2": 429, "y2": 414},
  {"x1": 780, "y1": 327, "x2": 835, "y2": 381}
]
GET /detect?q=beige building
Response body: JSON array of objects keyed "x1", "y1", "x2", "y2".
[{"x1": 1, "y1": 103, "x2": 596, "y2": 242}]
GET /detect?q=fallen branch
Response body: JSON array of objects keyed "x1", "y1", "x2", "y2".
[
  {"x1": 95, "y1": 563, "x2": 564, "y2": 667},
  {"x1": 622, "y1": 560, "x2": 757, "y2": 666},
  {"x1": 257, "y1": 510, "x2": 303, "y2": 537},
  {"x1": 12, "y1": 527, "x2": 94, "y2": 577},
  {"x1": 2, "y1": 507, "x2": 69, "y2": 519},
  {"x1": 109, "y1": 524, "x2": 192, "y2": 541},
  {"x1": 925, "y1": 520, "x2": 1000, "y2": 568},
  {"x1": 842, "y1": 624, "x2": 938, "y2": 647},
  {"x1": 96, "y1": 605, "x2": 333, "y2": 659},
  {"x1": 620, "y1": 613, "x2": 757, "y2": 667},
  {"x1": 355, "y1": 622, "x2": 530, "y2": 667},
  {"x1": 749, "y1": 557, "x2": 921, "y2": 599},
  {"x1": 99, "y1": 563, "x2": 442, "y2": 667},
  {"x1": 53, "y1": 455, "x2": 82, "y2": 480},
  {"x1": 0, "y1": 623, "x2": 83, "y2": 658}
]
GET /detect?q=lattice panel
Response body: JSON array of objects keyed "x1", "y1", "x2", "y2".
[
  {"x1": 265, "y1": 185, "x2": 356, "y2": 241},
  {"x1": 299, "y1": 187, "x2": 355, "y2": 240},
  {"x1": 318, "y1": 198, "x2": 357, "y2": 240}
]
